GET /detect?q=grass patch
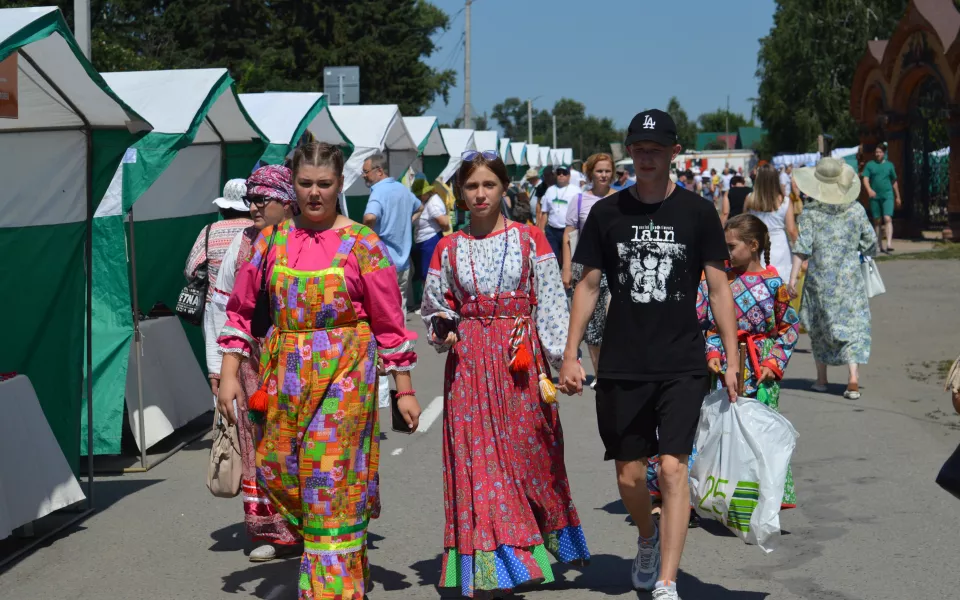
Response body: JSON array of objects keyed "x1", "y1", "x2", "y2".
[
  {"x1": 905, "y1": 360, "x2": 955, "y2": 384},
  {"x1": 875, "y1": 242, "x2": 960, "y2": 262}
]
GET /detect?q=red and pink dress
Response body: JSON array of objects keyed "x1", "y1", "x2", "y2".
[{"x1": 421, "y1": 221, "x2": 590, "y2": 598}]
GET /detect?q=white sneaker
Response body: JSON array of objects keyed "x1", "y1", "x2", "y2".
[
  {"x1": 631, "y1": 533, "x2": 660, "y2": 591},
  {"x1": 249, "y1": 543, "x2": 300, "y2": 562},
  {"x1": 653, "y1": 585, "x2": 680, "y2": 599},
  {"x1": 589, "y1": 379, "x2": 597, "y2": 390}
]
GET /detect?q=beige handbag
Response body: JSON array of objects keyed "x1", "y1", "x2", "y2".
[{"x1": 206, "y1": 405, "x2": 242, "y2": 498}]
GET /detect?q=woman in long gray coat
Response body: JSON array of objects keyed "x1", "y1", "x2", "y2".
[{"x1": 788, "y1": 157, "x2": 877, "y2": 399}]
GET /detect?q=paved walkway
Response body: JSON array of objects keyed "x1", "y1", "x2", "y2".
[{"x1": 2, "y1": 259, "x2": 959, "y2": 600}]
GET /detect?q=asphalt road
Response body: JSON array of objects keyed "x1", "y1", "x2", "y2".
[{"x1": 2, "y1": 258, "x2": 959, "y2": 600}]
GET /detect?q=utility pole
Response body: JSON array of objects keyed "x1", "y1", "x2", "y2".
[
  {"x1": 527, "y1": 99, "x2": 533, "y2": 144},
  {"x1": 463, "y1": 0, "x2": 473, "y2": 129},
  {"x1": 74, "y1": 0, "x2": 91, "y2": 59},
  {"x1": 552, "y1": 114, "x2": 557, "y2": 148},
  {"x1": 725, "y1": 94, "x2": 730, "y2": 149}
]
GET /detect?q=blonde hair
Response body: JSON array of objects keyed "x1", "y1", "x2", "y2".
[
  {"x1": 749, "y1": 163, "x2": 782, "y2": 213},
  {"x1": 584, "y1": 153, "x2": 615, "y2": 182}
]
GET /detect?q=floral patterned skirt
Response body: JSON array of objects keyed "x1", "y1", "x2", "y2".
[{"x1": 439, "y1": 316, "x2": 590, "y2": 598}]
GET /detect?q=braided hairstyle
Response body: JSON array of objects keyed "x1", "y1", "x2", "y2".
[{"x1": 725, "y1": 214, "x2": 771, "y2": 268}]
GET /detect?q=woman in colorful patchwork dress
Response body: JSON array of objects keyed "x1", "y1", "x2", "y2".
[
  {"x1": 696, "y1": 214, "x2": 801, "y2": 508},
  {"x1": 421, "y1": 151, "x2": 590, "y2": 599},
  {"x1": 217, "y1": 142, "x2": 421, "y2": 600},
  {"x1": 207, "y1": 165, "x2": 301, "y2": 561}
]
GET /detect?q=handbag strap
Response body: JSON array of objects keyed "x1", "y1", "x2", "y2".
[{"x1": 576, "y1": 194, "x2": 583, "y2": 232}]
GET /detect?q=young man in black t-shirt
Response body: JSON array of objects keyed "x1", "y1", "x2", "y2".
[{"x1": 559, "y1": 109, "x2": 739, "y2": 600}]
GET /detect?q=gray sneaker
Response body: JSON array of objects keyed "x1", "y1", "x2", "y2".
[
  {"x1": 653, "y1": 586, "x2": 680, "y2": 599},
  {"x1": 630, "y1": 533, "x2": 661, "y2": 591}
]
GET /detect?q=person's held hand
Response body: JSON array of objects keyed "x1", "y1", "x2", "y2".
[
  {"x1": 787, "y1": 279, "x2": 799, "y2": 299},
  {"x1": 868, "y1": 190, "x2": 877, "y2": 199},
  {"x1": 707, "y1": 358, "x2": 722, "y2": 373},
  {"x1": 723, "y1": 367, "x2": 739, "y2": 403},
  {"x1": 561, "y1": 266, "x2": 572, "y2": 290},
  {"x1": 398, "y1": 395, "x2": 421, "y2": 432},
  {"x1": 895, "y1": 196, "x2": 902, "y2": 210},
  {"x1": 758, "y1": 366, "x2": 776, "y2": 384},
  {"x1": 216, "y1": 378, "x2": 242, "y2": 425},
  {"x1": 558, "y1": 357, "x2": 585, "y2": 396},
  {"x1": 209, "y1": 376, "x2": 219, "y2": 397}
]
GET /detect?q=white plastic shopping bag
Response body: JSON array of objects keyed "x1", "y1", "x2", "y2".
[
  {"x1": 689, "y1": 388, "x2": 798, "y2": 552},
  {"x1": 860, "y1": 256, "x2": 885, "y2": 298}
]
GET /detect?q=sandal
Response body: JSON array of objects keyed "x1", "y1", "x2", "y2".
[{"x1": 843, "y1": 383, "x2": 861, "y2": 400}]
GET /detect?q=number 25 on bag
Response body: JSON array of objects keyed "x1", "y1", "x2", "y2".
[{"x1": 690, "y1": 389, "x2": 798, "y2": 553}]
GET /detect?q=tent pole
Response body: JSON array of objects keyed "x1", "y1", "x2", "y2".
[
  {"x1": 84, "y1": 129, "x2": 95, "y2": 509},
  {"x1": 126, "y1": 209, "x2": 147, "y2": 468}
]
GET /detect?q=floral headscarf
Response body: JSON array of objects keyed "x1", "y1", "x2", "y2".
[{"x1": 247, "y1": 165, "x2": 298, "y2": 214}]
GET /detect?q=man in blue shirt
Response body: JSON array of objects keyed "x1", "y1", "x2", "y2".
[{"x1": 361, "y1": 152, "x2": 420, "y2": 312}]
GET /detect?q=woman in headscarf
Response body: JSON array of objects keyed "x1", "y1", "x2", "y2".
[
  {"x1": 788, "y1": 157, "x2": 877, "y2": 400},
  {"x1": 218, "y1": 143, "x2": 420, "y2": 599},
  {"x1": 205, "y1": 165, "x2": 302, "y2": 561}
]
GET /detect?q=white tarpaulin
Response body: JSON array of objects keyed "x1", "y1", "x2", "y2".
[
  {"x1": 538, "y1": 146, "x2": 553, "y2": 167},
  {"x1": 404, "y1": 116, "x2": 446, "y2": 156},
  {"x1": 438, "y1": 128, "x2": 476, "y2": 183},
  {"x1": 473, "y1": 130, "x2": 499, "y2": 153},
  {"x1": 509, "y1": 142, "x2": 528, "y2": 166},
  {"x1": 526, "y1": 144, "x2": 542, "y2": 169},
  {"x1": 329, "y1": 104, "x2": 418, "y2": 197},
  {"x1": 240, "y1": 92, "x2": 349, "y2": 163},
  {"x1": 500, "y1": 138, "x2": 512, "y2": 164}
]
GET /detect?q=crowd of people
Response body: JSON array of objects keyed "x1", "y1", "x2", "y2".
[{"x1": 180, "y1": 103, "x2": 886, "y2": 599}]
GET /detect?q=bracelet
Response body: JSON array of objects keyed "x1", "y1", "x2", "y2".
[{"x1": 395, "y1": 390, "x2": 416, "y2": 399}]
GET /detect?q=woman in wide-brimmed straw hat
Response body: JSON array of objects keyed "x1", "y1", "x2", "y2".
[{"x1": 788, "y1": 157, "x2": 878, "y2": 400}]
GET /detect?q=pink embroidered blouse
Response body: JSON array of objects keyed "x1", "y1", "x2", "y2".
[{"x1": 218, "y1": 223, "x2": 416, "y2": 372}]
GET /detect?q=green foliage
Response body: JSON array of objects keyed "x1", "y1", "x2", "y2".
[
  {"x1": 491, "y1": 97, "x2": 622, "y2": 159},
  {"x1": 442, "y1": 114, "x2": 489, "y2": 130},
  {"x1": 667, "y1": 96, "x2": 698, "y2": 150},
  {"x1": 756, "y1": 0, "x2": 909, "y2": 152},
  {"x1": 2, "y1": 0, "x2": 457, "y2": 116},
  {"x1": 698, "y1": 109, "x2": 753, "y2": 133}
]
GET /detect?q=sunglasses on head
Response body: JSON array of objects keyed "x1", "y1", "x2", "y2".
[{"x1": 461, "y1": 150, "x2": 499, "y2": 161}]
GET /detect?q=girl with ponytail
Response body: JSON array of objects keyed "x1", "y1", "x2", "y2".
[{"x1": 695, "y1": 213, "x2": 802, "y2": 508}]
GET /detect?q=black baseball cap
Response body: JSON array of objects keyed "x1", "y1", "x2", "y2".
[{"x1": 624, "y1": 109, "x2": 678, "y2": 147}]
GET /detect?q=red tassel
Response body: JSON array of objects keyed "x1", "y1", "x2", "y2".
[
  {"x1": 248, "y1": 383, "x2": 269, "y2": 412},
  {"x1": 510, "y1": 342, "x2": 533, "y2": 373}
]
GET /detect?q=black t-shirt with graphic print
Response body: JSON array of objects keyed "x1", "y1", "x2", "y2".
[{"x1": 573, "y1": 185, "x2": 728, "y2": 381}]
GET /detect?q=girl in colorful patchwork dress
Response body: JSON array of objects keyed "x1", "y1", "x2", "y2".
[
  {"x1": 217, "y1": 143, "x2": 421, "y2": 600},
  {"x1": 696, "y1": 213, "x2": 801, "y2": 508},
  {"x1": 421, "y1": 151, "x2": 590, "y2": 599}
]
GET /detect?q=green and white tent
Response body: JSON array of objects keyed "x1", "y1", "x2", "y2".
[
  {"x1": 500, "y1": 138, "x2": 513, "y2": 165},
  {"x1": 329, "y1": 105, "x2": 418, "y2": 220},
  {"x1": 473, "y1": 130, "x2": 499, "y2": 154},
  {"x1": 509, "y1": 142, "x2": 529, "y2": 179},
  {"x1": 437, "y1": 128, "x2": 477, "y2": 184},
  {"x1": 556, "y1": 148, "x2": 574, "y2": 166},
  {"x1": 87, "y1": 68, "x2": 265, "y2": 456},
  {"x1": 402, "y1": 116, "x2": 448, "y2": 183},
  {"x1": 0, "y1": 6, "x2": 150, "y2": 472},
  {"x1": 239, "y1": 92, "x2": 351, "y2": 166}
]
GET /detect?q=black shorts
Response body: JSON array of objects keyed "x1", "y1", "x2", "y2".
[{"x1": 595, "y1": 376, "x2": 709, "y2": 462}]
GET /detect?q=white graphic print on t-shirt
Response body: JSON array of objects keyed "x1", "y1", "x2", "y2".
[{"x1": 617, "y1": 223, "x2": 687, "y2": 304}]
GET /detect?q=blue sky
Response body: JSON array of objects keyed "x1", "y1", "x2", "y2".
[{"x1": 425, "y1": 0, "x2": 776, "y2": 130}]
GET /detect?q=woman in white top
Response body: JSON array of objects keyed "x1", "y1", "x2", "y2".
[
  {"x1": 745, "y1": 163, "x2": 798, "y2": 279},
  {"x1": 411, "y1": 178, "x2": 450, "y2": 299},
  {"x1": 562, "y1": 153, "x2": 616, "y2": 387}
]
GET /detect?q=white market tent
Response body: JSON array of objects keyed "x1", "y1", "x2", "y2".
[
  {"x1": 0, "y1": 6, "x2": 150, "y2": 546},
  {"x1": 329, "y1": 104, "x2": 418, "y2": 219},
  {"x1": 90, "y1": 69, "x2": 265, "y2": 465},
  {"x1": 500, "y1": 138, "x2": 513, "y2": 164},
  {"x1": 538, "y1": 146, "x2": 553, "y2": 168},
  {"x1": 526, "y1": 144, "x2": 542, "y2": 169},
  {"x1": 556, "y1": 148, "x2": 574, "y2": 166},
  {"x1": 240, "y1": 92, "x2": 350, "y2": 166},
  {"x1": 402, "y1": 115, "x2": 449, "y2": 183},
  {"x1": 437, "y1": 128, "x2": 476, "y2": 184},
  {"x1": 473, "y1": 130, "x2": 499, "y2": 153},
  {"x1": 509, "y1": 142, "x2": 529, "y2": 179}
]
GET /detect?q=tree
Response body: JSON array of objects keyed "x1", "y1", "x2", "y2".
[
  {"x1": 666, "y1": 97, "x2": 698, "y2": 150},
  {"x1": 756, "y1": 0, "x2": 908, "y2": 152},
  {"x1": 441, "y1": 114, "x2": 489, "y2": 130},
  {"x1": 4, "y1": 0, "x2": 457, "y2": 116},
  {"x1": 697, "y1": 109, "x2": 752, "y2": 133},
  {"x1": 491, "y1": 97, "x2": 622, "y2": 158}
]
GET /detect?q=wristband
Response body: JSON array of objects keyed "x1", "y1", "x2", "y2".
[{"x1": 395, "y1": 389, "x2": 416, "y2": 399}]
